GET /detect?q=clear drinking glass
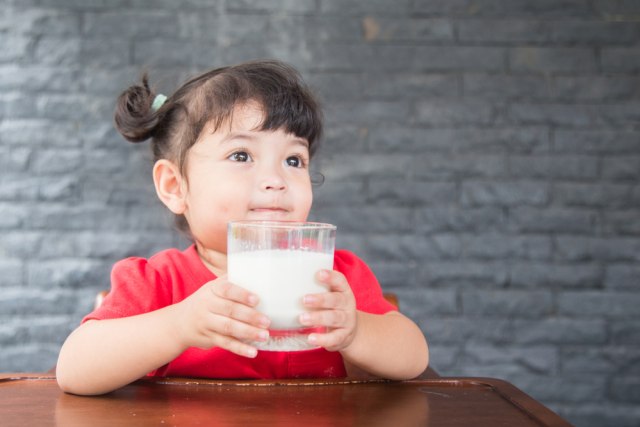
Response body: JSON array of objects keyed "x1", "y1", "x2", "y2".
[{"x1": 227, "y1": 221, "x2": 336, "y2": 351}]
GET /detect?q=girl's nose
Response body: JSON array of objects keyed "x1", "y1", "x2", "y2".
[{"x1": 259, "y1": 169, "x2": 287, "y2": 191}]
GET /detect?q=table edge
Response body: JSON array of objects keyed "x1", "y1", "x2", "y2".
[
  {"x1": 0, "y1": 373, "x2": 574, "y2": 427},
  {"x1": 445, "y1": 377, "x2": 575, "y2": 427}
]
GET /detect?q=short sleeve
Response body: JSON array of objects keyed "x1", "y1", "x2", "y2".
[
  {"x1": 333, "y1": 250, "x2": 396, "y2": 315},
  {"x1": 82, "y1": 257, "x2": 172, "y2": 323}
]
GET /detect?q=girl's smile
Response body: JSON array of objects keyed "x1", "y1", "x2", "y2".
[{"x1": 249, "y1": 207, "x2": 291, "y2": 217}]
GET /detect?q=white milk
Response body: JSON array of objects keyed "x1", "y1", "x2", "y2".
[{"x1": 227, "y1": 249, "x2": 333, "y2": 330}]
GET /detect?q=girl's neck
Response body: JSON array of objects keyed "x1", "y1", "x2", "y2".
[{"x1": 195, "y1": 242, "x2": 227, "y2": 277}]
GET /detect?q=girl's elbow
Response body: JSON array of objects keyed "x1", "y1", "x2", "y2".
[
  {"x1": 416, "y1": 346, "x2": 430, "y2": 378},
  {"x1": 56, "y1": 366, "x2": 80, "y2": 395},
  {"x1": 408, "y1": 335, "x2": 429, "y2": 379},
  {"x1": 56, "y1": 363, "x2": 85, "y2": 395},
  {"x1": 56, "y1": 372, "x2": 107, "y2": 396},
  {"x1": 389, "y1": 335, "x2": 429, "y2": 381},
  {"x1": 56, "y1": 376, "x2": 75, "y2": 395},
  {"x1": 55, "y1": 354, "x2": 99, "y2": 395}
]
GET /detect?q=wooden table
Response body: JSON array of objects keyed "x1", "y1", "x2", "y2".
[{"x1": 1, "y1": 373, "x2": 573, "y2": 426}]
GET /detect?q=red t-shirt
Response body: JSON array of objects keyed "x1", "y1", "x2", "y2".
[{"x1": 83, "y1": 245, "x2": 395, "y2": 379}]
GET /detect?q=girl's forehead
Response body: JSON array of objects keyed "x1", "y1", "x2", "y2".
[
  {"x1": 228, "y1": 102, "x2": 266, "y2": 131},
  {"x1": 203, "y1": 101, "x2": 266, "y2": 136},
  {"x1": 197, "y1": 102, "x2": 308, "y2": 148}
]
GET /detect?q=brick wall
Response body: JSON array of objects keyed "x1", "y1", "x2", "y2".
[{"x1": 1, "y1": 1, "x2": 639, "y2": 425}]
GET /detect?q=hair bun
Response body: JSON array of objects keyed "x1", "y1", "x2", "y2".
[{"x1": 114, "y1": 73, "x2": 160, "y2": 143}]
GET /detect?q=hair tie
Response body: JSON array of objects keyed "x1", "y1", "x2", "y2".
[{"x1": 151, "y1": 94, "x2": 167, "y2": 111}]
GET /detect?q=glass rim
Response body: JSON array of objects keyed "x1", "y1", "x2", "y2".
[{"x1": 228, "y1": 220, "x2": 336, "y2": 230}]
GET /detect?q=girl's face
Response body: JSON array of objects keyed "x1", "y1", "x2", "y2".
[{"x1": 178, "y1": 102, "x2": 313, "y2": 255}]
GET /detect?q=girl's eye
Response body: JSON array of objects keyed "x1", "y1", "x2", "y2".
[
  {"x1": 285, "y1": 156, "x2": 305, "y2": 168},
  {"x1": 229, "y1": 151, "x2": 251, "y2": 162}
]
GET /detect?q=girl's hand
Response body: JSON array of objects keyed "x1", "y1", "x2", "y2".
[
  {"x1": 174, "y1": 276, "x2": 271, "y2": 358},
  {"x1": 299, "y1": 270, "x2": 357, "y2": 352}
]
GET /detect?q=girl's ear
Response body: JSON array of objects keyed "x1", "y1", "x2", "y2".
[{"x1": 153, "y1": 159, "x2": 187, "y2": 215}]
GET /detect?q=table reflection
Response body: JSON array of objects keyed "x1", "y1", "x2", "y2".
[{"x1": 54, "y1": 379, "x2": 430, "y2": 426}]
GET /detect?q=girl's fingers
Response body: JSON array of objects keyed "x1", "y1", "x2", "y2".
[
  {"x1": 315, "y1": 270, "x2": 349, "y2": 292},
  {"x1": 300, "y1": 309, "x2": 348, "y2": 328},
  {"x1": 307, "y1": 329, "x2": 344, "y2": 351},
  {"x1": 303, "y1": 291, "x2": 345, "y2": 310},
  {"x1": 208, "y1": 313, "x2": 270, "y2": 342},
  {"x1": 210, "y1": 335, "x2": 260, "y2": 359},
  {"x1": 211, "y1": 298, "x2": 271, "y2": 329},
  {"x1": 182, "y1": 278, "x2": 270, "y2": 354},
  {"x1": 303, "y1": 270, "x2": 352, "y2": 309},
  {"x1": 210, "y1": 280, "x2": 259, "y2": 307},
  {"x1": 200, "y1": 314, "x2": 270, "y2": 357},
  {"x1": 207, "y1": 280, "x2": 270, "y2": 328}
]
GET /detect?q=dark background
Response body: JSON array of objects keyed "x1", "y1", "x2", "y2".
[{"x1": 1, "y1": 1, "x2": 639, "y2": 426}]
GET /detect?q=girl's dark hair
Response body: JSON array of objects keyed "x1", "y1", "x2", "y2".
[{"x1": 114, "y1": 60, "x2": 323, "y2": 233}]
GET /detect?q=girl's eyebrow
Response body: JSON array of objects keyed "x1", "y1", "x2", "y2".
[
  {"x1": 291, "y1": 137, "x2": 310, "y2": 149},
  {"x1": 220, "y1": 132, "x2": 309, "y2": 148},
  {"x1": 219, "y1": 132, "x2": 257, "y2": 144}
]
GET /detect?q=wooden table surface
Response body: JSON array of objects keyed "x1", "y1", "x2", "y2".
[{"x1": 0, "y1": 374, "x2": 573, "y2": 426}]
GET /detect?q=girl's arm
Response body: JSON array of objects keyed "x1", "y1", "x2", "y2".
[
  {"x1": 56, "y1": 278, "x2": 270, "y2": 395},
  {"x1": 301, "y1": 270, "x2": 428, "y2": 380},
  {"x1": 340, "y1": 311, "x2": 428, "y2": 380},
  {"x1": 56, "y1": 305, "x2": 186, "y2": 395}
]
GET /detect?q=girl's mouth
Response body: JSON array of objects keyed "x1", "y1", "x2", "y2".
[
  {"x1": 251, "y1": 207, "x2": 287, "y2": 213},
  {"x1": 249, "y1": 208, "x2": 290, "y2": 219}
]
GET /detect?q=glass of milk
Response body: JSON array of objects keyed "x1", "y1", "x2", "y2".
[{"x1": 227, "y1": 221, "x2": 336, "y2": 351}]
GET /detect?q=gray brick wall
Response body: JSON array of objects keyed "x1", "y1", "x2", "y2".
[{"x1": 1, "y1": 1, "x2": 639, "y2": 425}]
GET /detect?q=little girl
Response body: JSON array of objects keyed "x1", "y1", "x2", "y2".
[{"x1": 56, "y1": 60, "x2": 429, "y2": 395}]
